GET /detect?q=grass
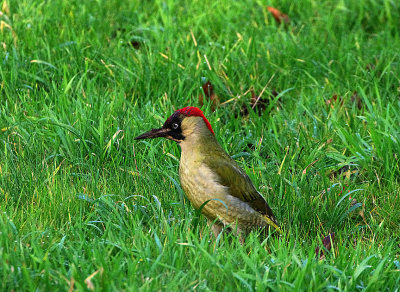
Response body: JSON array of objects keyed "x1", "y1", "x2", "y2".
[{"x1": 1, "y1": 0, "x2": 400, "y2": 290}]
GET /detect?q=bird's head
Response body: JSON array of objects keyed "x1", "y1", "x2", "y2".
[{"x1": 135, "y1": 106, "x2": 215, "y2": 143}]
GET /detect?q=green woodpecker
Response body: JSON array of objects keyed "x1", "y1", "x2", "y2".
[{"x1": 135, "y1": 107, "x2": 280, "y2": 239}]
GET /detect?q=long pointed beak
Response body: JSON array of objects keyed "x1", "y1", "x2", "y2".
[{"x1": 135, "y1": 127, "x2": 169, "y2": 140}]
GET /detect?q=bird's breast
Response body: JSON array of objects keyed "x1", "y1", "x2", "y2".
[
  {"x1": 179, "y1": 160, "x2": 228, "y2": 220},
  {"x1": 178, "y1": 150, "x2": 270, "y2": 230}
]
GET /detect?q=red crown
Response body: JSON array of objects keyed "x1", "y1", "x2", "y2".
[{"x1": 176, "y1": 107, "x2": 215, "y2": 135}]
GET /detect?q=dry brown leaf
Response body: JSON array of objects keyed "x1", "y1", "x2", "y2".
[
  {"x1": 68, "y1": 277, "x2": 75, "y2": 292},
  {"x1": 241, "y1": 88, "x2": 279, "y2": 116},
  {"x1": 365, "y1": 63, "x2": 375, "y2": 72},
  {"x1": 302, "y1": 159, "x2": 318, "y2": 175},
  {"x1": 351, "y1": 91, "x2": 363, "y2": 110},
  {"x1": 110, "y1": 28, "x2": 142, "y2": 49},
  {"x1": 198, "y1": 80, "x2": 220, "y2": 111},
  {"x1": 84, "y1": 267, "x2": 104, "y2": 291},
  {"x1": 325, "y1": 94, "x2": 344, "y2": 109},
  {"x1": 267, "y1": 6, "x2": 290, "y2": 25},
  {"x1": 326, "y1": 92, "x2": 363, "y2": 110},
  {"x1": 315, "y1": 232, "x2": 335, "y2": 260},
  {"x1": 128, "y1": 40, "x2": 141, "y2": 49}
]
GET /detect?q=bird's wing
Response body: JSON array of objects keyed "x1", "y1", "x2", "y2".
[{"x1": 204, "y1": 155, "x2": 280, "y2": 230}]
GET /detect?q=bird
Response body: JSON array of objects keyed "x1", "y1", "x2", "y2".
[{"x1": 135, "y1": 106, "x2": 280, "y2": 240}]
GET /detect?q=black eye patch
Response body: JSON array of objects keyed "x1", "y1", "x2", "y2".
[
  {"x1": 164, "y1": 116, "x2": 181, "y2": 130},
  {"x1": 163, "y1": 116, "x2": 185, "y2": 141}
]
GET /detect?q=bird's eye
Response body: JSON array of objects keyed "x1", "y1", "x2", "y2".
[{"x1": 172, "y1": 123, "x2": 179, "y2": 130}]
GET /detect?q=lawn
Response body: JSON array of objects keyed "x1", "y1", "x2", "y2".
[{"x1": 1, "y1": 0, "x2": 400, "y2": 290}]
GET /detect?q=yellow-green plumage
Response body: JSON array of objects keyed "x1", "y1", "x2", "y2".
[
  {"x1": 135, "y1": 107, "x2": 280, "y2": 240},
  {"x1": 179, "y1": 116, "x2": 280, "y2": 237}
]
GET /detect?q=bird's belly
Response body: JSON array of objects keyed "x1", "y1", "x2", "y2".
[
  {"x1": 179, "y1": 163, "x2": 226, "y2": 220},
  {"x1": 179, "y1": 163, "x2": 266, "y2": 228}
]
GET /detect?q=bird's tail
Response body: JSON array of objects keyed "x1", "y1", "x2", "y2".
[{"x1": 263, "y1": 216, "x2": 282, "y2": 234}]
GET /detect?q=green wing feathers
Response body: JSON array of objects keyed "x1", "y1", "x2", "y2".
[{"x1": 204, "y1": 153, "x2": 280, "y2": 231}]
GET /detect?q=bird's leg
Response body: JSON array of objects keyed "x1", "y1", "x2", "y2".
[
  {"x1": 238, "y1": 232, "x2": 245, "y2": 245},
  {"x1": 226, "y1": 220, "x2": 246, "y2": 245},
  {"x1": 207, "y1": 219, "x2": 224, "y2": 239},
  {"x1": 234, "y1": 225, "x2": 245, "y2": 245}
]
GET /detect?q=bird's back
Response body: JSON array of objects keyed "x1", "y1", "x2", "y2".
[{"x1": 179, "y1": 137, "x2": 280, "y2": 233}]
